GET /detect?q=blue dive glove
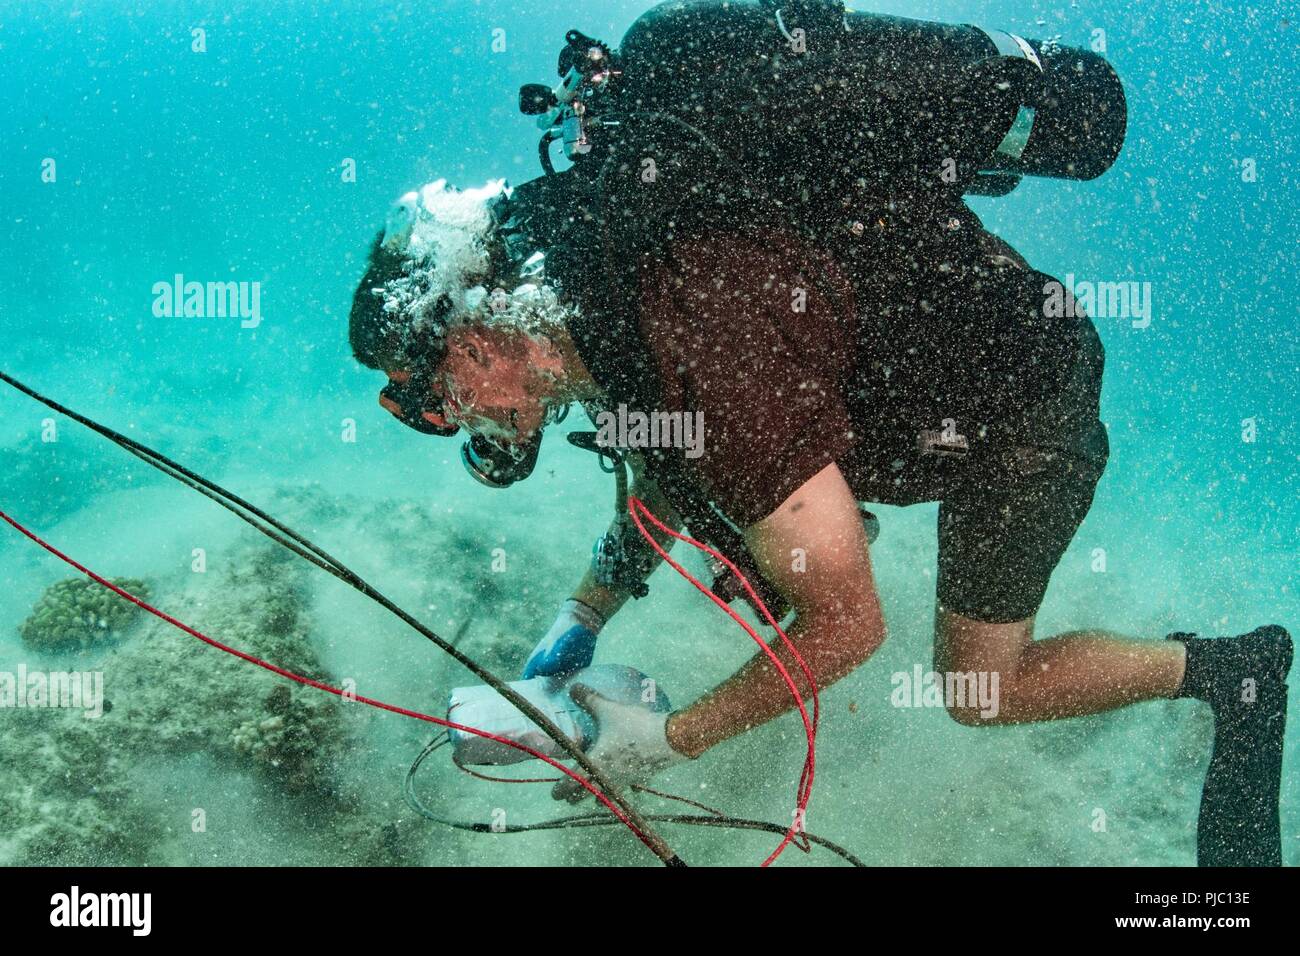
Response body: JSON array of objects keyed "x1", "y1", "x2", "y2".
[{"x1": 522, "y1": 599, "x2": 606, "y2": 679}]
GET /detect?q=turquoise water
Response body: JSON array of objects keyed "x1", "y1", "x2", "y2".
[{"x1": 0, "y1": 1, "x2": 1295, "y2": 866}]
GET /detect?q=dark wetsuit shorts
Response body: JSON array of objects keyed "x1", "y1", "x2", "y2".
[
  {"x1": 842, "y1": 380, "x2": 1109, "y2": 625},
  {"x1": 840, "y1": 419, "x2": 1108, "y2": 624},
  {"x1": 839, "y1": 245, "x2": 1111, "y2": 625},
  {"x1": 931, "y1": 415, "x2": 1109, "y2": 623}
]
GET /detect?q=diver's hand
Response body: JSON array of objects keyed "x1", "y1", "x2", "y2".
[
  {"x1": 551, "y1": 684, "x2": 688, "y2": 803},
  {"x1": 522, "y1": 599, "x2": 604, "y2": 679}
]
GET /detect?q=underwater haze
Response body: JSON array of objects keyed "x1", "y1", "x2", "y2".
[{"x1": 0, "y1": 0, "x2": 1296, "y2": 867}]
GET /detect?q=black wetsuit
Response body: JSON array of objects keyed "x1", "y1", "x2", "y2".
[{"x1": 829, "y1": 199, "x2": 1109, "y2": 623}]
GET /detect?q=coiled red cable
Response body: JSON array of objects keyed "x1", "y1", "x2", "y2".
[{"x1": 627, "y1": 496, "x2": 819, "y2": 866}]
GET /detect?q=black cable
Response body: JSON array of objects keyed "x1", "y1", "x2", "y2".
[{"x1": 404, "y1": 735, "x2": 865, "y2": 866}]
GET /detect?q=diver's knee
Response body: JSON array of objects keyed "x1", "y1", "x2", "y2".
[
  {"x1": 839, "y1": 606, "x2": 886, "y2": 670},
  {"x1": 853, "y1": 624, "x2": 886, "y2": 667},
  {"x1": 945, "y1": 700, "x2": 999, "y2": 727},
  {"x1": 942, "y1": 670, "x2": 1009, "y2": 727}
]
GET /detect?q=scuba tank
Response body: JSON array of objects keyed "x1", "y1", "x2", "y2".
[{"x1": 521, "y1": 0, "x2": 1126, "y2": 207}]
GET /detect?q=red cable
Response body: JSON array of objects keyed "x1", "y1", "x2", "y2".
[
  {"x1": 0, "y1": 508, "x2": 661, "y2": 858},
  {"x1": 626, "y1": 496, "x2": 819, "y2": 866}
]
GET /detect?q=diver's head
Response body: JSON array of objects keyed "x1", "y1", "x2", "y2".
[
  {"x1": 349, "y1": 178, "x2": 590, "y2": 482},
  {"x1": 433, "y1": 319, "x2": 571, "y2": 442}
]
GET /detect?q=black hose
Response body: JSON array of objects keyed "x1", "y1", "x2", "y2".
[
  {"x1": 539, "y1": 129, "x2": 561, "y2": 176},
  {"x1": 404, "y1": 735, "x2": 865, "y2": 866}
]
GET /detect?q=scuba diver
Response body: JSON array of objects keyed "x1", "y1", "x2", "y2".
[{"x1": 349, "y1": 1, "x2": 1291, "y2": 865}]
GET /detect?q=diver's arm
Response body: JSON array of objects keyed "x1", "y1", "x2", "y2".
[
  {"x1": 523, "y1": 459, "x2": 682, "y2": 678},
  {"x1": 568, "y1": 454, "x2": 682, "y2": 621},
  {"x1": 665, "y1": 462, "x2": 885, "y2": 758}
]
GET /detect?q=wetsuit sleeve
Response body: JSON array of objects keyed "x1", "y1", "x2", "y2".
[{"x1": 636, "y1": 231, "x2": 859, "y2": 527}]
